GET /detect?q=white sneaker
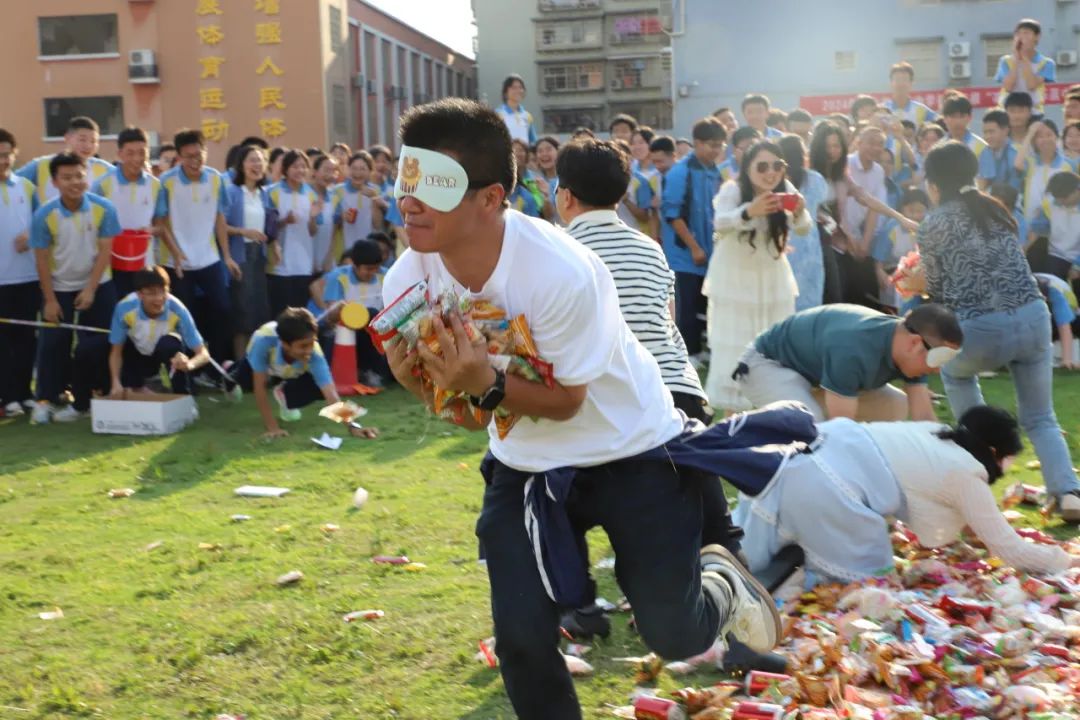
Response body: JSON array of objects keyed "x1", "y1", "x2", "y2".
[
  {"x1": 52, "y1": 405, "x2": 86, "y2": 423},
  {"x1": 701, "y1": 544, "x2": 781, "y2": 653},
  {"x1": 30, "y1": 402, "x2": 52, "y2": 425},
  {"x1": 361, "y1": 370, "x2": 384, "y2": 388},
  {"x1": 4, "y1": 401, "x2": 25, "y2": 417},
  {"x1": 22, "y1": 398, "x2": 37, "y2": 410},
  {"x1": 1060, "y1": 491, "x2": 1080, "y2": 523},
  {"x1": 273, "y1": 385, "x2": 301, "y2": 422}
]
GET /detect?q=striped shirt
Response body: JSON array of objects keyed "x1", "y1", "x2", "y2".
[{"x1": 565, "y1": 210, "x2": 706, "y2": 401}]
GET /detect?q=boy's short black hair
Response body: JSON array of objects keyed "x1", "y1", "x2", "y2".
[
  {"x1": 730, "y1": 126, "x2": 761, "y2": 148},
  {"x1": 634, "y1": 125, "x2": 655, "y2": 144},
  {"x1": 367, "y1": 144, "x2": 392, "y2": 162},
  {"x1": 850, "y1": 94, "x2": 878, "y2": 119},
  {"x1": 173, "y1": 128, "x2": 206, "y2": 152},
  {"x1": 571, "y1": 127, "x2": 596, "y2": 139},
  {"x1": 712, "y1": 106, "x2": 733, "y2": 117},
  {"x1": 240, "y1": 135, "x2": 270, "y2": 149},
  {"x1": 501, "y1": 73, "x2": 526, "y2": 101},
  {"x1": 787, "y1": 109, "x2": 813, "y2": 125},
  {"x1": 0, "y1": 128, "x2": 16, "y2": 148},
  {"x1": 133, "y1": 266, "x2": 170, "y2": 292},
  {"x1": 691, "y1": 117, "x2": 726, "y2": 142},
  {"x1": 942, "y1": 95, "x2": 973, "y2": 117},
  {"x1": 367, "y1": 230, "x2": 393, "y2": 249},
  {"x1": 276, "y1": 307, "x2": 318, "y2": 344},
  {"x1": 330, "y1": 142, "x2": 351, "y2": 155},
  {"x1": 117, "y1": 126, "x2": 149, "y2": 148},
  {"x1": 676, "y1": 137, "x2": 692, "y2": 147},
  {"x1": 68, "y1": 116, "x2": 99, "y2": 134},
  {"x1": 399, "y1": 98, "x2": 515, "y2": 195},
  {"x1": 905, "y1": 302, "x2": 963, "y2": 347},
  {"x1": 649, "y1": 135, "x2": 676, "y2": 154},
  {"x1": 1016, "y1": 18, "x2": 1041, "y2": 35},
  {"x1": 766, "y1": 108, "x2": 788, "y2": 128},
  {"x1": 608, "y1": 113, "x2": 638, "y2": 134},
  {"x1": 989, "y1": 182, "x2": 1020, "y2": 210},
  {"x1": 1047, "y1": 171, "x2": 1080, "y2": 200},
  {"x1": 349, "y1": 239, "x2": 384, "y2": 266},
  {"x1": 1003, "y1": 91, "x2": 1033, "y2": 110},
  {"x1": 556, "y1": 139, "x2": 630, "y2": 209},
  {"x1": 901, "y1": 119, "x2": 916, "y2": 132},
  {"x1": 741, "y1": 93, "x2": 770, "y2": 111},
  {"x1": 899, "y1": 187, "x2": 930, "y2": 210},
  {"x1": 49, "y1": 151, "x2": 86, "y2": 179},
  {"x1": 983, "y1": 109, "x2": 1010, "y2": 129}
]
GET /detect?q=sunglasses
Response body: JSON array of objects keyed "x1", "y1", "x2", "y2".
[{"x1": 755, "y1": 160, "x2": 787, "y2": 174}]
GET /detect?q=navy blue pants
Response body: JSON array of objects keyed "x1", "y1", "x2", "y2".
[
  {"x1": 674, "y1": 272, "x2": 707, "y2": 356},
  {"x1": 0, "y1": 281, "x2": 40, "y2": 405},
  {"x1": 228, "y1": 357, "x2": 323, "y2": 409},
  {"x1": 477, "y1": 457, "x2": 723, "y2": 719},
  {"x1": 35, "y1": 282, "x2": 117, "y2": 404},
  {"x1": 119, "y1": 335, "x2": 193, "y2": 393},
  {"x1": 167, "y1": 262, "x2": 230, "y2": 364}
]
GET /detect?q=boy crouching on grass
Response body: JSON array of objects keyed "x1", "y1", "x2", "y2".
[
  {"x1": 107, "y1": 266, "x2": 209, "y2": 396},
  {"x1": 228, "y1": 307, "x2": 341, "y2": 439}
]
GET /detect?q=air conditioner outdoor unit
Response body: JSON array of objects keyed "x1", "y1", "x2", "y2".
[
  {"x1": 1058, "y1": 50, "x2": 1079, "y2": 67},
  {"x1": 128, "y1": 49, "x2": 159, "y2": 83},
  {"x1": 610, "y1": 78, "x2": 621, "y2": 89},
  {"x1": 366, "y1": 80, "x2": 376, "y2": 96},
  {"x1": 948, "y1": 42, "x2": 970, "y2": 59},
  {"x1": 352, "y1": 73, "x2": 364, "y2": 89},
  {"x1": 949, "y1": 61, "x2": 972, "y2": 79}
]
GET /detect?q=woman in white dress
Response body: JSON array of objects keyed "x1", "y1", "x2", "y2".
[
  {"x1": 704, "y1": 141, "x2": 810, "y2": 411},
  {"x1": 735, "y1": 406, "x2": 1079, "y2": 585}
]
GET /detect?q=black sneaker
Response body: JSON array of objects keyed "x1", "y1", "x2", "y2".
[{"x1": 559, "y1": 605, "x2": 611, "y2": 641}]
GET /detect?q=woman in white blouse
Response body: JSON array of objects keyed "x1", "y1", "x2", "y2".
[
  {"x1": 224, "y1": 145, "x2": 272, "y2": 357},
  {"x1": 734, "y1": 406, "x2": 1078, "y2": 585},
  {"x1": 704, "y1": 140, "x2": 811, "y2": 411}
]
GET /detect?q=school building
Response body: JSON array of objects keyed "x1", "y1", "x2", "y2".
[
  {"x1": 474, "y1": 0, "x2": 1080, "y2": 138},
  {"x1": 672, "y1": 0, "x2": 1080, "y2": 134},
  {"x1": 0, "y1": 0, "x2": 477, "y2": 167}
]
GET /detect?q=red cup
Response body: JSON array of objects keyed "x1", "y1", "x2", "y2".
[
  {"x1": 345, "y1": 207, "x2": 358, "y2": 224},
  {"x1": 779, "y1": 193, "x2": 799, "y2": 212}
]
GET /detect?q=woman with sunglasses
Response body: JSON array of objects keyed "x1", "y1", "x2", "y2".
[
  {"x1": 734, "y1": 405, "x2": 1078, "y2": 588},
  {"x1": 919, "y1": 140, "x2": 1080, "y2": 522},
  {"x1": 703, "y1": 141, "x2": 810, "y2": 412}
]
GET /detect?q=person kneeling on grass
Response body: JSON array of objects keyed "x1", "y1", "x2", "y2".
[
  {"x1": 734, "y1": 406, "x2": 1080, "y2": 587},
  {"x1": 107, "y1": 266, "x2": 209, "y2": 397},
  {"x1": 320, "y1": 238, "x2": 391, "y2": 387},
  {"x1": 228, "y1": 307, "x2": 340, "y2": 439}
]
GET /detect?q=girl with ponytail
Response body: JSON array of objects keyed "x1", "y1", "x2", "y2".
[{"x1": 918, "y1": 140, "x2": 1080, "y2": 522}]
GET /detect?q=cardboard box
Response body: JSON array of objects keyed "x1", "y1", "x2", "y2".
[{"x1": 91, "y1": 393, "x2": 198, "y2": 436}]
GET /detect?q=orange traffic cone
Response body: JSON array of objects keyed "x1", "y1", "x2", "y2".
[{"x1": 332, "y1": 324, "x2": 361, "y2": 396}]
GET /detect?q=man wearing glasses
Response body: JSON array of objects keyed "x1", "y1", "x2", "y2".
[
  {"x1": 156, "y1": 128, "x2": 238, "y2": 365},
  {"x1": 734, "y1": 303, "x2": 963, "y2": 422}
]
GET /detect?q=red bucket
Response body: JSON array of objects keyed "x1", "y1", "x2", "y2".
[{"x1": 112, "y1": 229, "x2": 151, "y2": 272}]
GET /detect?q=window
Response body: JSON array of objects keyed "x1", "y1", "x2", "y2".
[
  {"x1": 610, "y1": 59, "x2": 664, "y2": 90},
  {"x1": 609, "y1": 100, "x2": 672, "y2": 130},
  {"x1": 609, "y1": 13, "x2": 664, "y2": 45},
  {"x1": 896, "y1": 39, "x2": 943, "y2": 85},
  {"x1": 834, "y1": 51, "x2": 857, "y2": 72},
  {"x1": 44, "y1": 96, "x2": 124, "y2": 138},
  {"x1": 539, "y1": 0, "x2": 601, "y2": 10},
  {"x1": 329, "y1": 5, "x2": 344, "y2": 53},
  {"x1": 333, "y1": 84, "x2": 348, "y2": 134},
  {"x1": 39, "y1": 14, "x2": 118, "y2": 58},
  {"x1": 536, "y1": 20, "x2": 602, "y2": 50},
  {"x1": 542, "y1": 106, "x2": 605, "y2": 133},
  {"x1": 984, "y1": 36, "x2": 1013, "y2": 78},
  {"x1": 541, "y1": 63, "x2": 604, "y2": 93}
]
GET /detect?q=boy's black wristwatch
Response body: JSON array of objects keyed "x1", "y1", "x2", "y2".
[{"x1": 470, "y1": 368, "x2": 506, "y2": 411}]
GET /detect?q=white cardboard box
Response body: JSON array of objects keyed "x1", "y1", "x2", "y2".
[{"x1": 91, "y1": 393, "x2": 198, "y2": 436}]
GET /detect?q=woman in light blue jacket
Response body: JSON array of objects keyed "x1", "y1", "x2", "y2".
[
  {"x1": 224, "y1": 146, "x2": 274, "y2": 357},
  {"x1": 778, "y1": 135, "x2": 828, "y2": 311}
]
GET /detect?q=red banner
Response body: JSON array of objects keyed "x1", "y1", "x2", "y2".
[{"x1": 799, "y1": 82, "x2": 1075, "y2": 116}]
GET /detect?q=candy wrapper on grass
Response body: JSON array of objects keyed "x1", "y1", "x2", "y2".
[
  {"x1": 368, "y1": 281, "x2": 554, "y2": 438},
  {"x1": 890, "y1": 251, "x2": 926, "y2": 299}
]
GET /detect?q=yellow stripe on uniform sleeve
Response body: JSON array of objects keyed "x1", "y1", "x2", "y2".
[{"x1": 124, "y1": 309, "x2": 137, "y2": 329}]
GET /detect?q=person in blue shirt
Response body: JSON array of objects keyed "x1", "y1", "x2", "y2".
[
  {"x1": 321, "y1": 239, "x2": 390, "y2": 387},
  {"x1": 1035, "y1": 273, "x2": 1079, "y2": 369},
  {"x1": 105, "y1": 266, "x2": 209, "y2": 396},
  {"x1": 494, "y1": 74, "x2": 538, "y2": 146},
  {"x1": 1004, "y1": 91, "x2": 1035, "y2": 146},
  {"x1": 661, "y1": 117, "x2": 725, "y2": 361},
  {"x1": 228, "y1": 307, "x2": 340, "y2": 439},
  {"x1": 608, "y1": 113, "x2": 638, "y2": 143},
  {"x1": 995, "y1": 18, "x2": 1056, "y2": 114},
  {"x1": 989, "y1": 183, "x2": 1027, "y2": 249},
  {"x1": 741, "y1": 94, "x2": 783, "y2": 140},
  {"x1": 884, "y1": 62, "x2": 937, "y2": 126},
  {"x1": 942, "y1": 95, "x2": 988, "y2": 162},
  {"x1": 872, "y1": 189, "x2": 929, "y2": 307},
  {"x1": 29, "y1": 152, "x2": 122, "y2": 423},
  {"x1": 978, "y1": 110, "x2": 1021, "y2": 191},
  {"x1": 850, "y1": 95, "x2": 879, "y2": 125}
]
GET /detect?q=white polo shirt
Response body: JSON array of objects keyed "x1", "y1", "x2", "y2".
[
  {"x1": 267, "y1": 181, "x2": 320, "y2": 277},
  {"x1": 382, "y1": 209, "x2": 684, "y2": 473},
  {"x1": 29, "y1": 193, "x2": 121, "y2": 291},
  {"x1": 157, "y1": 166, "x2": 228, "y2": 271},
  {"x1": 92, "y1": 168, "x2": 163, "y2": 231},
  {"x1": 0, "y1": 175, "x2": 39, "y2": 286},
  {"x1": 845, "y1": 153, "x2": 887, "y2": 236},
  {"x1": 311, "y1": 186, "x2": 336, "y2": 272}
]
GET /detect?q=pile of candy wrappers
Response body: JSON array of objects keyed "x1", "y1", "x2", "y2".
[
  {"x1": 890, "y1": 252, "x2": 925, "y2": 300},
  {"x1": 612, "y1": 520, "x2": 1080, "y2": 720},
  {"x1": 368, "y1": 280, "x2": 554, "y2": 437}
]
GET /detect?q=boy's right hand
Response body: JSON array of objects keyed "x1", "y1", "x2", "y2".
[
  {"x1": 43, "y1": 298, "x2": 63, "y2": 323},
  {"x1": 386, "y1": 337, "x2": 424, "y2": 397},
  {"x1": 108, "y1": 383, "x2": 125, "y2": 399},
  {"x1": 262, "y1": 427, "x2": 289, "y2": 440},
  {"x1": 691, "y1": 246, "x2": 707, "y2": 266}
]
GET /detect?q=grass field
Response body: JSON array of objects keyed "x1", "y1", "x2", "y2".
[{"x1": 2, "y1": 374, "x2": 1079, "y2": 719}]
